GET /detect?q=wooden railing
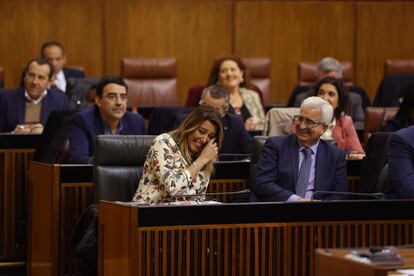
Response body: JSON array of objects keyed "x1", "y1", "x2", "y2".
[
  {"x1": 99, "y1": 201, "x2": 414, "y2": 276},
  {"x1": 0, "y1": 133, "x2": 39, "y2": 275}
]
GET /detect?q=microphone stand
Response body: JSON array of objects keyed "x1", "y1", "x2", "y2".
[{"x1": 311, "y1": 190, "x2": 384, "y2": 200}]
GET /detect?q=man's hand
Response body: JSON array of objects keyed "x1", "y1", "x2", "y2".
[{"x1": 13, "y1": 123, "x2": 44, "y2": 134}]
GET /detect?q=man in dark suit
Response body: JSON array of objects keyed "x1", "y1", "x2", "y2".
[
  {"x1": 386, "y1": 126, "x2": 414, "y2": 198},
  {"x1": 0, "y1": 58, "x2": 69, "y2": 133},
  {"x1": 201, "y1": 85, "x2": 252, "y2": 156},
  {"x1": 40, "y1": 41, "x2": 84, "y2": 93},
  {"x1": 68, "y1": 76, "x2": 145, "y2": 164},
  {"x1": 176, "y1": 85, "x2": 252, "y2": 156},
  {"x1": 251, "y1": 96, "x2": 348, "y2": 202}
]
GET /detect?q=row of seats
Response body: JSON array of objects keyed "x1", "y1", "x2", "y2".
[
  {"x1": 2, "y1": 59, "x2": 413, "y2": 107},
  {"x1": 121, "y1": 57, "x2": 272, "y2": 108}
]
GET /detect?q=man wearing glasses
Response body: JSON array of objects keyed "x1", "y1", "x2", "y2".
[
  {"x1": 176, "y1": 84, "x2": 252, "y2": 157},
  {"x1": 67, "y1": 76, "x2": 145, "y2": 164},
  {"x1": 251, "y1": 96, "x2": 347, "y2": 202}
]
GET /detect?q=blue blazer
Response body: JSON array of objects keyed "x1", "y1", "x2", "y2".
[
  {"x1": 68, "y1": 105, "x2": 146, "y2": 164},
  {"x1": 252, "y1": 134, "x2": 348, "y2": 202},
  {"x1": 0, "y1": 88, "x2": 69, "y2": 132},
  {"x1": 220, "y1": 113, "x2": 252, "y2": 155},
  {"x1": 63, "y1": 67, "x2": 85, "y2": 79},
  {"x1": 387, "y1": 126, "x2": 414, "y2": 198}
]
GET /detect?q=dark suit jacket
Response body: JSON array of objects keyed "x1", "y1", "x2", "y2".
[
  {"x1": 0, "y1": 88, "x2": 69, "y2": 132},
  {"x1": 219, "y1": 113, "x2": 252, "y2": 155},
  {"x1": 386, "y1": 126, "x2": 414, "y2": 198},
  {"x1": 63, "y1": 67, "x2": 85, "y2": 80},
  {"x1": 251, "y1": 134, "x2": 347, "y2": 202},
  {"x1": 175, "y1": 112, "x2": 252, "y2": 155},
  {"x1": 68, "y1": 105, "x2": 146, "y2": 164},
  {"x1": 374, "y1": 74, "x2": 414, "y2": 107}
]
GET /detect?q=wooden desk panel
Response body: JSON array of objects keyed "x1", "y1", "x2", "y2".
[
  {"x1": 0, "y1": 148, "x2": 34, "y2": 276},
  {"x1": 100, "y1": 202, "x2": 287, "y2": 276},
  {"x1": 99, "y1": 201, "x2": 414, "y2": 276}
]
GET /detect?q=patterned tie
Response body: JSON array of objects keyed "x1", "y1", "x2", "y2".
[{"x1": 296, "y1": 147, "x2": 312, "y2": 198}]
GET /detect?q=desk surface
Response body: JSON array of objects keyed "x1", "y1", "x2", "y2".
[
  {"x1": 0, "y1": 133, "x2": 40, "y2": 148},
  {"x1": 131, "y1": 199, "x2": 414, "y2": 227}
]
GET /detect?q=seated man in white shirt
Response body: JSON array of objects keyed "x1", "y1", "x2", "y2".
[{"x1": 40, "y1": 41, "x2": 85, "y2": 93}]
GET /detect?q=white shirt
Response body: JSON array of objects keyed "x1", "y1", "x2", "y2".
[
  {"x1": 54, "y1": 70, "x2": 67, "y2": 92},
  {"x1": 25, "y1": 90, "x2": 48, "y2": 105}
]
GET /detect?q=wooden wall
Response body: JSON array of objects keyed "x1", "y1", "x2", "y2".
[{"x1": 0, "y1": 0, "x2": 413, "y2": 105}]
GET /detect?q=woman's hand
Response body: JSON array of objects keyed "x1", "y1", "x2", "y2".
[
  {"x1": 245, "y1": 117, "x2": 258, "y2": 130},
  {"x1": 198, "y1": 139, "x2": 218, "y2": 165},
  {"x1": 188, "y1": 139, "x2": 218, "y2": 178}
]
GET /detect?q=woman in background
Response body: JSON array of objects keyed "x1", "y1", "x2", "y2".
[
  {"x1": 312, "y1": 77, "x2": 364, "y2": 153},
  {"x1": 133, "y1": 105, "x2": 223, "y2": 204},
  {"x1": 207, "y1": 55, "x2": 265, "y2": 130}
]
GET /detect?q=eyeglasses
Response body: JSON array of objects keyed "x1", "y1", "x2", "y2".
[
  {"x1": 102, "y1": 93, "x2": 128, "y2": 102},
  {"x1": 292, "y1": 115, "x2": 323, "y2": 128}
]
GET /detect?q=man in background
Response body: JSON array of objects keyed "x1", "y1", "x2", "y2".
[
  {"x1": 0, "y1": 58, "x2": 69, "y2": 133},
  {"x1": 288, "y1": 57, "x2": 367, "y2": 129},
  {"x1": 176, "y1": 85, "x2": 252, "y2": 157},
  {"x1": 41, "y1": 41, "x2": 84, "y2": 93},
  {"x1": 68, "y1": 76, "x2": 145, "y2": 164}
]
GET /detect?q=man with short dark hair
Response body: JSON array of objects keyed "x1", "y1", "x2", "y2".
[
  {"x1": 177, "y1": 85, "x2": 252, "y2": 156},
  {"x1": 251, "y1": 97, "x2": 348, "y2": 202},
  {"x1": 40, "y1": 41, "x2": 84, "y2": 93},
  {"x1": 0, "y1": 58, "x2": 69, "y2": 133},
  {"x1": 200, "y1": 85, "x2": 252, "y2": 156},
  {"x1": 68, "y1": 76, "x2": 145, "y2": 164}
]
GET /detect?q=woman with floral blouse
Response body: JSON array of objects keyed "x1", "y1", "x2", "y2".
[{"x1": 133, "y1": 105, "x2": 223, "y2": 204}]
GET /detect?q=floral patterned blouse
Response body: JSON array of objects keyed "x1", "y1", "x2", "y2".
[{"x1": 132, "y1": 133, "x2": 210, "y2": 204}]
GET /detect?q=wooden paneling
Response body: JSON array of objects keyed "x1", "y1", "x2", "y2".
[
  {"x1": 103, "y1": 0, "x2": 233, "y2": 104},
  {"x1": 1, "y1": 0, "x2": 414, "y2": 104},
  {"x1": 0, "y1": 0, "x2": 104, "y2": 88},
  {"x1": 0, "y1": 149, "x2": 34, "y2": 261},
  {"x1": 356, "y1": 2, "x2": 414, "y2": 99},
  {"x1": 234, "y1": 1, "x2": 355, "y2": 104},
  {"x1": 99, "y1": 201, "x2": 414, "y2": 276}
]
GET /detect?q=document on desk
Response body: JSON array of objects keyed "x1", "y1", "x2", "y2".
[
  {"x1": 114, "y1": 200, "x2": 222, "y2": 206},
  {"x1": 396, "y1": 269, "x2": 414, "y2": 275},
  {"x1": 115, "y1": 201, "x2": 149, "y2": 206},
  {"x1": 166, "y1": 200, "x2": 223, "y2": 205}
]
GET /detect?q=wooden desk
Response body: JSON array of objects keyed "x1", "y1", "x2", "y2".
[
  {"x1": 0, "y1": 134, "x2": 39, "y2": 275},
  {"x1": 316, "y1": 248, "x2": 414, "y2": 276},
  {"x1": 99, "y1": 200, "x2": 414, "y2": 276},
  {"x1": 27, "y1": 161, "x2": 249, "y2": 276}
]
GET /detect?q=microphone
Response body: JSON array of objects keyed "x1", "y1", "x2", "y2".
[
  {"x1": 216, "y1": 153, "x2": 251, "y2": 162},
  {"x1": 311, "y1": 190, "x2": 384, "y2": 200}
]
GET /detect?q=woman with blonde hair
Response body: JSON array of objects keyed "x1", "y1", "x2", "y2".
[{"x1": 133, "y1": 105, "x2": 223, "y2": 204}]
